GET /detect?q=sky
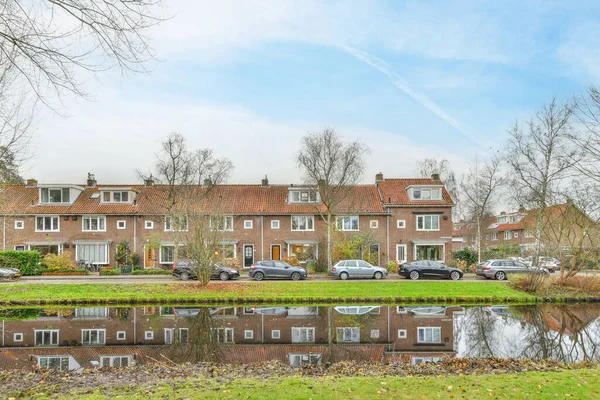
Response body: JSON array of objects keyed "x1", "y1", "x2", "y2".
[{"x1": 23, "y1": 0, "x2": 600, "y2": 186}]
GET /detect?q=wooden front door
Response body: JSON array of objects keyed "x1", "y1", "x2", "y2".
[
  {"x1": 271, "y1": 245, "x2": 281, "y2": 261},
  {"x1": 243, "y1": 245, "x2": 254, "y2": 268},
  {"x1": 145, "y1": 247, "x2": 156, "y2": 268}
]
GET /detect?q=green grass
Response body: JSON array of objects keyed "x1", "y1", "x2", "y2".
[
  {"x1": 0, "y1": 281, "x2": 535, "y2": 305},
  {"x1": 25, "y1": 369, "x2": 600, "y2": 399}
]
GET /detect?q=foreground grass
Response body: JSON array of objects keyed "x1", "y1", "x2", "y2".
[
  {"x1": 38, "y1": 369, "x2": 600, "y2": 399},
  {"x1": 0, "y1": 281, "x2": 536, "y2": 305}
]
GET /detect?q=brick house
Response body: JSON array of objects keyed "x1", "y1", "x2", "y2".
[{"x1": 0, "y1": 173, "x2": 454, "y2": 268}]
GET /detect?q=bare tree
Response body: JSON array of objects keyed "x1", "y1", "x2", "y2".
[
  {"x1": 574, "y1": 86, "x2": 600, "y2": 185},
  {"x1": 460, "y1": 152, "x2": 506, "y2": 263},
  {"x1": 195, "y1": 148, "x2": 234, "y2": 187},
  {"x1": 506, "y1": 97, "x2": 581, "y2": 264},
  {"x1": 415, "y1": 158, "x2": 460, "y2": 219},
  {"x1": 297, "y1": 128, "x2": 369, "y2": 268}
]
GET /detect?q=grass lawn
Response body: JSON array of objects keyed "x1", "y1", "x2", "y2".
[
  {"x1": 0, "y1": 281, "x2": 535, "y2": 305},
  {"x1": 39, "y1": 369, "x2": 600, "y2": 399}
]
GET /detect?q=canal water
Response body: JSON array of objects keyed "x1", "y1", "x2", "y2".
[{"x1": 1, "y1": 304, "x2": 598, "y2": 370}]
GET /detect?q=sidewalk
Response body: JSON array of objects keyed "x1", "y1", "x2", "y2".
[{"x1": 21, "y1": 274, "x2": 173, "y2": 281}]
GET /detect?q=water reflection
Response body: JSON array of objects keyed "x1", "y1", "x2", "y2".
[{"x1": 0, "y1": 304, "x2": 599, "y2": 371}]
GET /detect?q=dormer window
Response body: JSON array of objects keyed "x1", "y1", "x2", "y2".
[
  {"x1": 498, "y1": 216, "x2": 507, "y2": 224},
  {"x1": 289, "y1": 189, "x2": 318, "y2": 203},
  {"x1": 101, "y1": 191, "x2": 130, "y2": 203},
  {"x1": 410, "y1": 187, "x2": 442, "y2": 201},
  {"x1": 40, "y1": 188, "x2": 70, "y2": 203}
]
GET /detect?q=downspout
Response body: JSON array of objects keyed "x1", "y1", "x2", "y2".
[
  {"x1": 133, "y1": 308, "x2": 137, "y2": 345},
  {"x1": 133, "y1": 215, "x2": 137, "y2": 253},
  {"x1": 261, "y1": 216, "x2": 264, "y2": 260},
  {"x1": 2, "y1": 216, "x2": 5, "y2": 250},
  {"x1": 386, "y1": 211, "x2": 390, "y2": 264},
  {"x1": 387, "y1": 306, "x2": 390, "y2": 343}
]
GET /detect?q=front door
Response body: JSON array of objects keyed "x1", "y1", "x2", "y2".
[
  {"x1": 244, "y1": 245, "x2": 254, "y2": 268},
  {"x1": 145, "y1": 247, "x2": 156, "y2": 268},
  {"x1": 271, "y1": 245, "x2": 281, "y2": 260}
]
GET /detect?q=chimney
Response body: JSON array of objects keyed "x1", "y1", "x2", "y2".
[
  {"x1": 431, "y1": 173, "x2": 440, "y2": 181},
  {"x1": 86, "y1": 173, "x2": 96, "y2": 188},
  {"x1": 203, "y1": 178, "x2": 213, "y2": 188},
  {"x1": 26, "y1": 178, "x2": 37, "y2": 187},
  {"x1": 375, "y1": 172, "x2": 384, "y2": 182},
  {"x1": 144, "y1": 175, "x2": 154, "y2": 187},
  {"x1": 261, "y1": 175, "x2": 269, "y2": 188},
  {"x1": 500, "y1": 211, "x2": 506, "y2": 215}
]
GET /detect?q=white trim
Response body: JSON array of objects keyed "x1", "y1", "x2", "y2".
[
  {"x1": 100, "y1": 190, "x2": 132, "y2": 204},
  {"x1": 34, "y1": 329, "x2": 59, "y2": 346},
  {"x1": 14, "y1": 220, "x2": 24, "y2": 230},
  {"x1": 291, "y1": 215, "x2": 315, "y2": 231},
  {"x1": 209, "y1": 215, "x2": 234, "y2": 232},
  {"x1": 81, "y1": 215, "x2": 107, "y2": 232},
  {"x1": 244, "y1": 220, "x2": 253, "y2": 229},
  {"x1": 271, "y1": 220, "x2": 280, "y2": 229},
  {"x1": 417, "y1": 327, "x2": 441, "y2": 343},
  {"x1": 397, "y1": 329, "x2": 407, "y2": 339},
  {"x1": 416, "y1": 215, "x2": 440, "y2": 231},
  {"x1": 144, "y1": 220, "x2": 154, "y2": 229},
  {"x1": 271, "y1": 330, "x2": 280, "y2": 339},
  {"x1": 164, "y1": 215, "x2": 189, "y2": 232},
  {"x1": 117, "y1": 220, "x2": 127, "y2": 230},
  {"x1": 396, "y1": 244, "x2": 407, "y2": 263},
  {"x1": 370, "y1": 220, "x2": 378, "y2": 229},
  {"x1": 291, "y1": 327, "x2": 315, "y2": 343},
  {"x1": 13, "y1": 333, "x2": 23, "y2": 342},
  {"x1": 243, "y1": 244, "x2": 254, "y2": 267},
  {"x1": 504, "y1": 230, "x2": 512, "y2": 240},
  {"x1": 34, "y1": 215, "x2": 60, "y2": 232},
  {"x1": 413, "y1": 243, "x2": 446, "y2": 262},
  {"x1": 81, "y1": 329, "x2": 106, "y2": 345},
  {"x1": 75, "y1": 243, "x2": 110, "y2": 265},
  {"x1": 244, "y1": 330, "x2": 254, "y2": 339},
  {"x1": 116, "y1": 331, "x2": 126, "y2": 340},
  {"x1": 396, "y1": 220, "x2": 406, "y2": 229},
  {"x1": 492, "y1": 232, "x2": 498, "y2": 241},
  {"x1": 144, "y1": 331, "x2": 154, "y2": 340},
  {"x1": 370, "y1": 329, "x2": 380, "y2": 339},
  {"x1": 336, "y1": 216, "x2": 360, "y2": 231}
]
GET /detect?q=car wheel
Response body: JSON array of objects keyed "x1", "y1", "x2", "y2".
[
  {"x1": 219, "y1": 272, "x2": 230, "y2": 281},
  {"x1": 291, "y1": 272, "x2": 301, "y2": 281},
  {"x1": 450, "y1": 271, "x2": 461, "y2": 281},
  {"x1": 339, "y1": 272, "x2": 349, "y2": 280},
  {"x1": 254, "y1": 272, "x2": 265, "y2": 281},
  {"x1": 180, "y1": 272, "x2": 189, "y2": 281},
  {"x1": 409, "y1": 270, "x2": 420, "y2": 280},
  {"x1": 495, "y1": 271, "x2": 506, "y2": 281},
  {"x1": 373, "y1": 272, "x2": 383, "y2": 280}
]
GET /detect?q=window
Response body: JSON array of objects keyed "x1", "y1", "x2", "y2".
[
  {"x1": 14, "y1": 333, "x2": 23, "y2": 342},
  {"x1": 82, "y1": 216, "x2": 106, "y2": 232},
  {"x1": 271, "y1": 330, "x2": 281, "y2": 339},
  {"x1": 504, "y1": 231, "x2": 512, "y2": 240},
  {"x1": 101, "y1": 191, "x2": 130, "y2": 203},
  {"x1": 415, "y1": 245, "x2": 444, "y2": 261},
  {"x1": 165, "y1": 215, "x2": 188, "y2": 231},
  {"x1": 336, "y1": 216, "x2": 359, "y2": 231},
  {"x1": 396, "y1": 244, "x2": 407, "y2": 263},
  {"x1": 417, "y1": 327, "x2": 441, "y2": 343},
  {"x1": 412, "y1": 356, "x2": 441, "y2": 365},
  {"x1": 160, "y1": 245, "x2": 175, "y2": 264},
  {"x1": 179, "y1": 328, "x2": 189, "y2": 344},
  {"x1": 210, "y1": 215, "x2": 233, "y2": 231},
  {"x1": 14, "y1": 245, "x2": 25, "y2": 251},
  {"x1": 35, "y1": 330, "x2": 59, "y2": 346},
  {"x1": 271, "y1": 220, "x2": 280, "y2": 229},
  {"x1": 116, "y1": 331, "x2": 126, "y2": 340},
  {"x1": 292, "y1": 327, "x2": 315, "y2": 343},
  {"x1": 244, "y1": 330, "x2": 254, "y2": 339},
  {"x1": 291, "y1": 216, "x2": 314, "y2": 231},
  {"x1": 14, "y1": 220, "x2": 24, "y2": 229},
  {"x1": 100, "y1": 356, "x2": 131, "y2": 367},
  {"x1": 244, "y1": 220, "x2": 253, "y2": 229},
  {"x1": 144, "y1": 331, "x2": 154, "y2": 340},
  {"x1": 215, "y1": 243, "x2": 236, "y2": 259},
  {"x1": 288, "y1": 353, "x2": 322, "y2": 367},
  {"x1": 38, "y1": 356, "x2": 70, "y2": 371},
  {"x1": 76, "y1": 243, "x2": 109, "y2": 264},
  {"x1": 336, "y1": 327, "x2": 360, "y2": 343},
  {"x1": 412, "y1": 187, "x2": 442, "y2": 200},
  {"x1": 371, "y1": 329, "x2": 380, "y2": 339},
  {"x1": 492, "y1": 232, "x2": 498, "y2": 240},
  {"x1": 510, "y1": 215, "x2": 519, "y2": 223},
  {"x1": 164, "y1": 329, "x2": 174, "y2": 344},
  {"x1": 416, "y1": 215, "x2": 440, "y2": 231},
  {"x1": 525, "y1": 231, "x2": 534, "y2": 238},
  {"x1": 75, "y1": 307, "x2": 108, "y2": 318},
  {"x1": 514, "y1": 232, "x2": 519, "y2": 238},
  {"x1": 397, "y1": 220, "x2": 406, "y2": 228},
  {"x1": 289, "y1": 190, "x2": 317, "y2": 203},
  {"x1": 82, "y1": 329, "x2": 106, "y2": 345},
  {"x1": 398, "y1": 329, "x2": 407, "y2": 339},
  {"x1": 498, "y1": 216, "x2": 507, "y2": 224},
  {"x1": 40, "y1": 188, "x2": 70, "y2": 203},
  {"x1": 36, "y1": 216, "x2": 59, "y2": 232},
  {"x1": 117, "y1": 220, "x2": 126, "y2": 230},
  {"x1": 370, "y1": 220, "x2": 378, "y2": 229},
  {"x1": 212, "y1": 328, "x2": 234, "y2": 343},
  {"x1": 145, "y1": 220, "x2": 154, "y2": 229}
]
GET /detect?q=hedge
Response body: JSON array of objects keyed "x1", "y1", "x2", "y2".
[
  {"x1": 132, "y1": 269, "x2": 172, "y2": 275},
  {"x1": 99, "y1": 269, "x2": 120, "y2": 276},
  {"x1": 0, "y1": 250, "x2": 44, "y2": 275}
]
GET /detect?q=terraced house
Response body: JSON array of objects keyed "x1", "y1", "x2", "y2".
[{"x1": 0, "y1": 173, "x2": 454, "y2": 268}]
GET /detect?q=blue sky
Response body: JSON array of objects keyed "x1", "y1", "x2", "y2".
[{"x1": 27, "y1": 0, "x2": 600, "y2": 184}]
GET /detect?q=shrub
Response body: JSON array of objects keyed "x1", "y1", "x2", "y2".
[
  {"x1": 509, "y1": 272, "x2": 550, "y2": 294},
  {"x1": 0, "y1": 250, "x2": 44, "y2": 275},
  {"x1": 99, "y1": 268, "x2": 120, "y2": 276},
  {"x1": 453, "y1": 248, "x2": 477, "y2": 266},
  {"x1": 115, "y1": 240, "x2": 130, "y2": 267},
  {"x1": 43, "y1": 251, "x2": 77, "y2": 272},
  {"x1": 308, "y1": 261, "x2": 328, "y2": 273},
  {"x1": 130, "y1": 252, "x2": 141, "y2": 267},
  {"x1": 132, "y1": 269, "x2": 172, "y2": 275},
  {"x1": 555, "y1": 275, "x2": 600, "y2": 295},
  {"x1": 385, "y1": 260, "x2": 399, "y2": 273},
  {"x1": 219, "y1": 257, "x2": 241, "y2": 269}
]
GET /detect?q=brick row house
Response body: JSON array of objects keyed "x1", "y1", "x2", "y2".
[{"x1": 0, "y1": 173, "x2": 454, "y2": 268}]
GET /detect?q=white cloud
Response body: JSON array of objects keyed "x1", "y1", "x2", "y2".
[{"x1": 556, "y1": 21, "x2": 600, "y2": 82}]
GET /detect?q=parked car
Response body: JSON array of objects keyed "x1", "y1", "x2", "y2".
[
  {"x1": 538, "y1": 257, "x2": 560, "y2": 273},
  {"x1": 0, "y1": 267, "x2": 21, "y2": 281},
  {"x1": 249, "y1": 260, "x2": 308, "y2": 281},
  {"x1": 398, "y1": 261, "x2": 463, "y2": 281},
  {"x1": 172, "y1": 259, "x2": 240, "y2": 281},
  {"x1": 329, "y1": 260, "x2": 388, "y2": 280},
  {"x1": 476, "y1": 259, "x2": 549, "y2": 280}
]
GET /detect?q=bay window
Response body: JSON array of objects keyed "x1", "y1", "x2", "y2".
[
  {"x1": 416, "y1": 215, "x2": 440, "y2": 231},
  {"x1": 82, "y1": 216, "x2": 106, "y2": 232},
  {"x1": 36, "y1": 216, "x2": 59, "y2": 232},
  {"x1": 336, "y1": 216, "x2": 359, "y2": 231},
  {"x1": 291, "y1": 216, "x2": 314, "y2": 231}
]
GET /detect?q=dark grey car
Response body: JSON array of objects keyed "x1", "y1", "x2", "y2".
[
  {"x1": 249, "y1": 260, "x2": 308, "y2": 281},
  {"x1": 476, "y1": 259, "x2": 549, "y2": 280}
]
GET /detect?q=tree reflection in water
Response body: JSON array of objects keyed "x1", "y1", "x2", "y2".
[{"x1": 169, "y1": 308, "x2": 222, "y2": 364}]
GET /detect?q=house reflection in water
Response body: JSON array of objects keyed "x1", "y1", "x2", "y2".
[{"x1": 0, "y1": 305, "x2": 464, "y2": 370}]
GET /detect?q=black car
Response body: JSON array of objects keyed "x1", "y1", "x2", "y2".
[
  {"x1": 399, "y1": 261, "x2": 463, "y2": 281},
  {"x1": 172, "y1": 259, "x2": 240, "y2": 281},
  {"x1": 249, "y1": 260, "x2": 308, "y2": 281}
]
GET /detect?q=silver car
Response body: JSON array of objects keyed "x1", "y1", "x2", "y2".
[
  {"x1": 329, "y1": 260, "x2": 388, "y2": 280},
  {"x1": 476, "y1": 259, "x2": 549, "y2": 280}
]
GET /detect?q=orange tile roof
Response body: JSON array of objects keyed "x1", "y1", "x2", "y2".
[{"x1": 377, "y1": 179, "x2": 454, "y2": 207}]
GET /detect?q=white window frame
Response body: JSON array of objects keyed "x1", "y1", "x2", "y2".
[
  {"x1": 397, "y1": 220, "x2": 406, "y2": 229},
  {"x1": 336, "y1": 327, "x2": 360, "y2": 343},
  {"x1": 75, "y1": 243, "x2": 109, "y2": 265},
  {"x1": 244, "y1": 220, "x2": 253, "y2": 229},
  {"x1": 414, "y1": 244, "x2": 445, "y2": 262},
  {"x1": 370, "y1": 220, "x2": 378, "y2": 229},
  {"x1": 291, "y1": 216, "x2": 314, "y2": 231},
  {"x1": 271, "y1": 220, "x2": 280, "y2": 229},
  {"x1": 145, "y1": 220, "x2": 154, "y2": 229},
  {"x1": 13, "y1": 333, "x2": 23, "y2": 342},
  {"x1": 210, "y1": 215, "x2": 234, "y2": 231},
  {"x1": 498, "y1": 216, "x2": 507, "y2": 224},
  {"x1": 116, "y1": 331, "x2": 126, "y2": 340},
  {"x1": 100, "y1": 356, "x2": 132, "y2": 367},
  {"x1": 271, "y1": 330, "x2": 281, "y2": 339},
  {"x1": 82, "y1": 215, "x2": 106, "y2": 232},
  {"x1": 396, "y1": 244, "x2": 407, "y2": 263},
  {"x1": 412, "y1": 187, "x2": 442, "y2": 201},
  {"x1": 292, "y1": 327, "x2": 315, "y2": 343},
  {"x1": 370, "y1": 329, "x2": 380, "y2": 339},
  {"x1": 164, "y1": 328, "x2": 174, "y2": 344},
  {"x1": 514, "y1": 232, "x2": 519, "y2": 238},
  {"x1": 288, "y1": 353, "x2": 322, "y2": 367},
  {"x1": 38, "y1": 356, "x2": 70, "y2": 370},
  {"x1": 164, "y1": 215, "x2": 189, "y2": 232},
  {"x1": 525, "y1": 231, "x2": 534, "y2": 238},
  {"x1": 35, "y1": 216, "x2": 60, "y2": 232},
  {"x1": 504, "y1": 231, "x2": 512, "y2": 240},
  {"x1": 288, "y1": 190, "x2": 318, "y2": 203},
  {"x1": 117, "y1": 220, "x2": 126, "y2": 230},
  {"x1": 244, "y1": 330, "x2": 254, "y2": 339},
  {"x1": 492, "y1": 232, "x2": 498, "y2": 241},
  {"x1": 74, "y1": 307, "x2": 109, "y2": 318},
  {"x1": 416, "y1": 215, "x2": 440, "y2": 231},
  {"x1": 417, "y1": 327, "x2": 441, "y2": 343},
  {"x1": 336, "y1": 216, "x2": 359, "y2": 231},
  {"x1": 81, "y1": 329, "x2": 106, "y2": 345},
  {"x1": 398, "y1": 329, "x2": 407, "y2": 339},
  {"x1": 212, "y1": 328, "x2": 234, "y2": 343},
  {"x1": 412, "y1": 356, "x2": 441, "y2": 365},
  {"x1": 35, "y1": 329, "x2": 59, "y2": 346},
  {"x1": 14, "y1": 220, "x2": 24, "y2": 229},
  {"x1": 144, "y1": 331, "x2": 154, "y2": 340},
  {"x1": 101, "y1": 191, "x2": 131, "y2": 204},
  {"x1": 40, "y1": 187, "x2": 71, "y2": 204}
]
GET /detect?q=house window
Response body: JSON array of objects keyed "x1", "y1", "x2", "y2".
[
  {"x1": 117, "y1": 220, "x2": 126, "y2": 230},
  {"x1": 412, "y1": 356, "x2": 441, "y2": 365},
  {"x1": 144, "y1": 331, "x2": 154, "y2": 340},
  {"x1": 271, "y1": 220, "x2": 280, "y2": 229},
  {"x1": 336, "y1": 216, "x2": 359, "y2": 231},
  {"x1": 416, "y1": 215, "x2": 440, "y2": 231},
  {"x1": 101, "y1": 191, "x2": 130, "y2": 203},
  {"x1": 271, "y1": 330, "x2": 281, "y2": 339},
  {"x1": 397, "y1": 220, "x2": 406, "y2": 228},
  {"x1": 14, "y1": 220, "x2": 24, "y2": 229},
  {"x1": 398, "y1": 329, "x2": 407, "y2": 339},
  {"x1": 288, "y1": 353, "x2": 322, "y2": 367},
  {"x1": 100, "y1": 356, "x2": 131, "y2": 367},
  {"x1": 498, "y1": 216, "x2": 507, "y2": 224},
  {"x1": 244, "y1": 330, "x2": 254, "y2": 339},
  {"x1": 215, "y1": 243, "x2": 236, "y2": 259},
  {"x1": 396, "y1": 244, "x2": 407, "y2": 263},
  {"x1": 210, "y1": 215, "x2": 233, "y2": 231},
  {"x1": 165, "y1": 215, "x2": 188, "y2": 231},
  {"x1": 164, "y1": 328, "x2": 174, "y2": 345},
  {"x1": 417, "y1": 327, "x2": 441, "y2": 343},
  {"x1": 525, "y1": 231, "x2": 534, "y2": 238},
  {"x1": 371, "y1": 329, "x2": 380, "y2": 339},
  {"x1": 14, "y1": 245, "x2": 25, "y2": 251},
  {"x1": 492, "y1": 232, "x2": 498, "y2": 240},
  {"x1": 291, "y1": 216, "x2": 314, "y2": 231},
  {"x1": 412, "y1": 187, "x2": 442, "y2": 200},
  {"x1": 35, "y1": 330, "x2": 59, "y2": 346},
  {"x1": 179, "y1": 328, "x2": 189, "y2": 344},
  {"x1": 13, "y1": 333, "x2": 23, "y2": 342},
  {"x1": 145, "y1": 220, "x2": 154, "y2": 229},
  {"x1": 289, "y1": 190, "x2": 317, "y2": 203},
  {"x1": 514, "y1": 232, "x2": 519, "y2": 238},
  {"x1": 212, "y1": 328, "x2": 234, "y2": 343},
  {"x1": 510, "y1": 215, "x2": 518, "y2": 223},
  {"x1": 36, "y1": 216, "x2": 59, "y2": 232},
  {"x1": 82, "y1": 216, "x2": 106, "y2": 232},
  {"x1": 504, "y1": 231, "x2": 512, "y2": 240},
  {"x1": 244, "y1": 220, "x2": 253, "y2": 229},
  {"x1": 38, "y1": 356, "x2": 70, "y2": 371},
  {"x1": 116, "y1": 331, "x2": 126, "y2": 340},
  {"x1": 40, "y1": 188, "x2": 70, "y2": 203},
  {"x1": 75, "y1": 307, "x2": 108, "y2": 318},
  {"x1": 292, "y1": 327, "x2": 315, "y2": 343},
  {"x1": 160, "y1": 245, "x2": 175, "y2": 264},
  {"x1": 76, "y1": 243, "x2": 109, "y2": 264},
  {"x1": 82, "y1": 329, "x2": 106, "y2": 345},
  {"x1": 370, "y1": 220, "x2": 378, "y2": 229},
  {"x1": 415, "y1": 244, "x2": 444, "y2": 261},
  {"x1": 336, "y1": 327, "x2": 360, "y2": 343}
]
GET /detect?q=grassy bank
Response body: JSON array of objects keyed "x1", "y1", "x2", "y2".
[{"x1": 0, "y1": 281, "x2": 539, "y2": 305}]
